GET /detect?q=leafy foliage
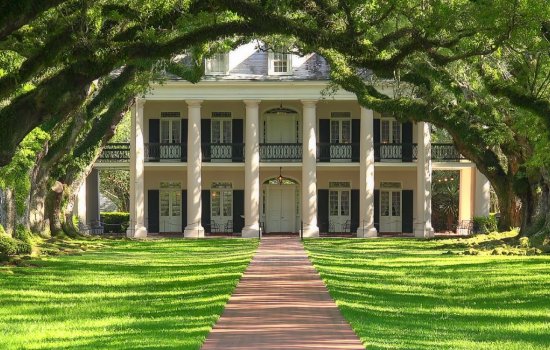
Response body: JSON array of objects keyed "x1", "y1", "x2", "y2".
[
  {"x1": 0, "y1": 128, "x2": 49, "y2": 216},
  {"x1": 473, "y1": 214, "x2": 499, "y2": 234}
]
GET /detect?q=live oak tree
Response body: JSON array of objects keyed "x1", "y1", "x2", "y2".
[{"x1": 1, "y1": 0, "x2": 549, "y2": 241}]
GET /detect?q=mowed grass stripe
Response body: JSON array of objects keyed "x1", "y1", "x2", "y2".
[
  {"x1": 0, "y1": 238, "x2": 258, "y2": 350},
  {"x1": 304, "y1": 238, "x2": 550, "y2": 350}
]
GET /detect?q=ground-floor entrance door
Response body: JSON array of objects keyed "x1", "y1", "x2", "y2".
[
  {"x1": 160, "y1": 182, "x2": 182, "y2": 232},
  {"x1": 380, "y1": 190, "x2": 402, "y2": 233},
  {"x1": 265, "y1": 185, "x2": 296, "y2": 233},
  {"x1": 329, "y1": 183, "x2": 351, "y2": 232}
]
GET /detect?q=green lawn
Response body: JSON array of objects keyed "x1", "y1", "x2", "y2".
[
  {"x1": 0, "y1": 238, "x2": 257, "y2": 350},
  {"x1": 304, "y1": 238, "x2": 550, "y2": 350}
]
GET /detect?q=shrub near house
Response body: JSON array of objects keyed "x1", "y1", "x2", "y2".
[{"x1": 100, "y1": 212, "x2": 130, "y2": 233}]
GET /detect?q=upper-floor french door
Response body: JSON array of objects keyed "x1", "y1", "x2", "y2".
[
  {"x1": 160, "y1": 119, "x2": 181, "y2": 159},
  {"x1": 330, "y1": 119, "x2": 352, "y2": 161},
  {"x1": 380, "y1": 119, "x2": 402, "y2": 160},
  {"x1": 210, "y1": 116, "x2": 232, "y2": 161}
]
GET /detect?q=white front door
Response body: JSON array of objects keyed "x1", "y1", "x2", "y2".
[
  {"x1": 266, "y1": 186, "x2": 296, "y2": 232},
  {"x1": 160, "y1": 190, "x2": 182, "y2": 232},
  {"x1": 380, "y1": 190, "x2": 402, "y2": 232},
  {"x1": 329, "y1": 188, "x2": 351, "y2": 232},
  {"x1": 211, "y1": 187, "x2": 233, "y2": 232}
]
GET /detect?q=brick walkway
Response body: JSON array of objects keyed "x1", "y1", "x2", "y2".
[{"x1": 201, "y1": 236, "x2": 364, "y2": 350}]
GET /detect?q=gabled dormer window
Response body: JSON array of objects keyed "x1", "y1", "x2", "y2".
[
  {"x1": 268, "y1": 52, "x2": 292, "y2": 75},
  {"x1": 205, "y1": 53, "x2": 229, "y2": 75}
]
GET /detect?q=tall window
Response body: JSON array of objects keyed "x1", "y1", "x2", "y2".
[
  {"x1": 330, "y1": 112, "x2": 352, "y2": 144},
  {"x1": 211, "y1": 182, "x2": 232, "y2": 217},
  {"x1": 269, "y1": 52, "x2": 292, "y2": 75},
  {"x1": 211, "y1": 112, "x2": 232, "y2": 143},
  {"x1": 329, "y1": 182, "x2": 351, "y2": 216},
  {"x1": 381, "y1": 119, "x2": 401, "y2": 144},
  {"x1": 205, "y1": 53, "x2": 229, "y2": 75},
  {"x1": 160, "y1": 113, "x2": 181, "y2": 144}
]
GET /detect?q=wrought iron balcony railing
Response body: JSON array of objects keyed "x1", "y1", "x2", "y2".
[
  {"x1": 202, "y1": 143, "x2": 244, "y2": 162},
  {"x1": 432, "y1": 143, "x2": 463, "y2": 161},
  {"x1": 260, "y1": 143, "x2": 302, "y2": 162},
  {"x1": 317, "y1": 143, "x2": 359, "y2": 162},
  {"x1": 98, "y1": 142, "x2": 463, "y2": 164},
  {"x1": 374, "y1": 143, "x2": 417, "y2": 162},
  {"x1": 145, "y1": 143, "x2": 186, "y2": 162},
  {"x1": 97, "y1": 143, "x2": 130, "y2": 162}
]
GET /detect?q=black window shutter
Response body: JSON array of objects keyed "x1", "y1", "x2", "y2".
[
  {"x1": 351, "y1": 119, "x2": 360, "y2": 162},
  {"x1": 201, "y1": 190, "x2": 211, "y2": 233},
  {"x1": 148, "y1": 190, "x2": 159, "y2": 233},
  {"x1": 233, "y1": 190, "x2": 245, "y2": 233},
  {"x1": 149, "y1": 119, "x2": 160, "y2": 143},
  {"x1": 201, "y1": 119, "x2": 211, "y2": 143},
  {"x1": 181, "y1": 190, "x2": 187, "y2": 231},
  {"x1": 402, "y1": 190, "x2": 413, "y2": 233},
  {"x1": 149, "y1": 119, "x2": 160, "y2": 161},
  {"x1": 373, "y1": 119, "x2": 380, "y2": 162},
  {"x1": 319, "y1": 119, "x2": 330, "y2": 162},
  {"x1": 350, "y1": 189, "x2": 360, "y2": 233},
  {"x1": 402, "y1": 122, "x2": 413, "y2": 162},
  {"x1": 374, "y1": 189, "x2": 380, "y2": 232},
  {"x1": 317, "y1": 189, "x2": 329, "y2": 233},
  {"x1": 201, "y1": 119, "x2": 211, "y2": 162},
  {"x1": 181, "y1": 119, "x2": 188, "y2": 162},
  {"x1": 232, "y1": 119, "x2": 244, "y2": 162}
]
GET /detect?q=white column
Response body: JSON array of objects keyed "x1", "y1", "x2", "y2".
[
  {"x1": 358, "y1": 107, "x2": 377, "y2": 237},
  {"x1": 242, "y1": 100, "x2": 261, "y2": 238},
  {"x1": 475, "y1": 169, "x2": 490, "y2": 217},
  {"x1": 300, "y1": 100, "x2": 319, "y2": 238},
  {"x1": 415, "y1": 121, "x2": 434, "y2": 238},
  {"x1": 459, "y1": 167, "x2": 474, "y2": 221},
  {"x1": 126, "y1": 103, "x2": 136, "y2": 237},
  {"x1": 128, "y1": 98, "x2": 147, "y2": 238},
  {"x1": 184, "y1": 100, "x2": 205, "y2": 237}
]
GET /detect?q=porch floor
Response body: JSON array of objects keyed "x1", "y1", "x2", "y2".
[{"x1": 201, "y1": 236, "x2": 364, "y2": 350}]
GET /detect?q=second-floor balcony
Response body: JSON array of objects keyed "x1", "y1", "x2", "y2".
[
  {"x1": 259, "y1": 143, "x2": 302, "y2": 162},
  {"x1": 202, "y1": 143, "x2": 244, "y2": 162},
  {"x1": 98, "y1": 142, "x2": 463, "y2": 163}
]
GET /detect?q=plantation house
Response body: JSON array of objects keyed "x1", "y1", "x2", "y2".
[{"x1": 83, "y1": 42, "x2": 490, "y2": 238}]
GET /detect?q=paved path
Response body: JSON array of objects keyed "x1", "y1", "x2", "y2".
[{"x1": 201, "y1": 237, "x2": 364, "y2": 350}]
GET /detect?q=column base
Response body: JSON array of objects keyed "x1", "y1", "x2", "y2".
[
  {"x1": 242, "y1": 225, "x2": 261, "y2": 238},
  {"x1": 414, "y1": 226, "x2": 435, "y2": 239},
  {"x1": 357, "y1": 226, "x2": 377, "y2": 238},
  {"x1": 184, "y1": 225, "x2": 205, "y2": 238},
  {"x1": 127, "y1": 226, "x2": 148, "y2": 239},
  {"x1": 300, "y1": 225, "x2": 319, "y2": 238}
]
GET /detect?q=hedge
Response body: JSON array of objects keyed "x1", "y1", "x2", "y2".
[
  {"x1": 473, "y1": 214, "x2": 498, "y2": 234},
  {"x1": 0, "y1": 236, "x2": 32, "y2": 257},
  {"x1": 100, "y1": 212, "x2": 130, "y2": 233}
]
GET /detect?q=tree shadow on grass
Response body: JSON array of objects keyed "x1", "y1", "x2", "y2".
[
  {"x1": 304, "y1": 239, "x2": 550, "y2": 350},
  {"x1": 0, "y1": 238, "x2": 258, "y2": 350}
]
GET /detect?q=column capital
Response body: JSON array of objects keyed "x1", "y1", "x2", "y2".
[
  {"x1": 243, "y1": 99, "x2": 261, "y2": 107},
  {"x1": 301, "y1": 99, "x2": 318, "y2": 107},
  {"x1": 186, "y1": 99, "x2": 203, "y2": 107},
  {"x1": 135, "y1": 98, "x2": 146, "y2": 109},
  {"x1": 360, "y1": 106, "x2": 374, "y2": 116}
]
